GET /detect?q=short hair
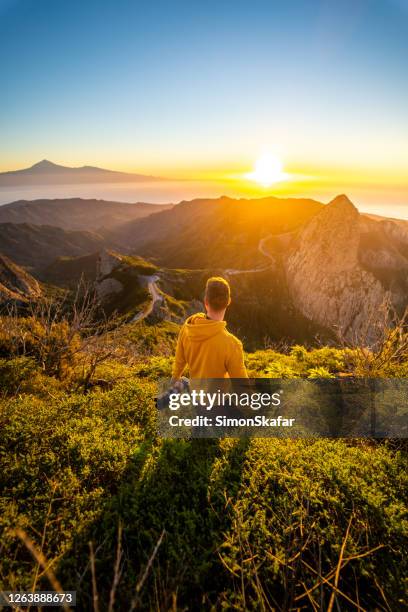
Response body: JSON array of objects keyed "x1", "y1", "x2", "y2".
[{"x1": 205, "y1": 277, "x2": 231, "y2": 311}]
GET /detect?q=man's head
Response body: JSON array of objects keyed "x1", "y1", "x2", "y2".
[{"x1": 204, "y1": 277, "x2": 231, "y2": 320}]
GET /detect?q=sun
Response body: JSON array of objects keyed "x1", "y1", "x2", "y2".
[{"x1": 246, "y1": 153, "x2": 287, "y2": 187}]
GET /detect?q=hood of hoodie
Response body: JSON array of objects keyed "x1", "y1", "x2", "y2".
[{"x1": 184, "y1": 312, "x2": 226, "y2": 342}]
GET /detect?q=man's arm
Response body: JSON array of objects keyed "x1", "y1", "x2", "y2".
[
  {"x1": 172, "y1": 326, "x2": 187, "y2": 380},
  {"x1": 226, "y1": 340, "x2": 248, "y2": 378}
]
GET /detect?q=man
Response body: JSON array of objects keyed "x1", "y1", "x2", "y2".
[{"x1": 172, "y1": 276, "x2": 248, "y2": 380}]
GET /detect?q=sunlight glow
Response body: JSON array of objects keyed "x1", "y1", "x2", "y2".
[{"x1": 246, "y1": 154, "x2": 288, "y2": 187}]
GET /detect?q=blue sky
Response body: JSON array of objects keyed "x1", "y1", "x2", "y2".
[{"x1": 1, "y1": 0, "x2": 407, "y2": 186}]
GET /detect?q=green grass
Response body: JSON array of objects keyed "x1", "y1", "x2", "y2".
[{"x1": 119, "y1": 254, "x2": 158, "y2": 275}]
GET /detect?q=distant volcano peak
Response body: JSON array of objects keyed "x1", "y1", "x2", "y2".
[{"x1": 30, "y1": 159, "x2": 61, "y2": 171}]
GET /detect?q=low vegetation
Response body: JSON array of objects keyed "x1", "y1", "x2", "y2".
[{"x1": 0, "y1": 296, "x2": 407, "y2": 610}]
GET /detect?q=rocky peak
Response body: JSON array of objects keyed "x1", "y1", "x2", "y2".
[
  {"x1": 284, "y1": 195, "x2": 388, "y2": 342},
  {"x1": 327, "y1": 194, "x2": 357, "y2": 212},
  {"x1": 292, "y1": 194, "x2": 360, "y2": 271}
]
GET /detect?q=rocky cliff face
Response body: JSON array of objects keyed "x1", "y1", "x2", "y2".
[
  {"x1": 284, "y1": 195, "x2": 408, "y2": 342},
  {"x1": 0, "y1": 253, "x2": 42, "y2": 304},
  {"x1": 95, "y1": 250, "x2": 124, "y2": 299}
]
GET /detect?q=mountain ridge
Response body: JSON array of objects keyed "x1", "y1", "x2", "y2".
[
  {"x1": 0, "y1": 197, "x2": 172, "y2": 231},
  {"x1": 109, "y1": 194, "x2": 324, "y2": 268},
  {"x1": 0, "y1": 222, "x2": 105, "y2": 271}
]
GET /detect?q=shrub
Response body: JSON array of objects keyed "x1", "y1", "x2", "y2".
[
  {"x1": 246, "y1": 347, "x2": 350, "y2": 378},
  {"x1": 136, "y1": 355, "x2": 174, "y2": 379},
  {"x1": 0, "y1": 315, "x2": 81, "y2": 379},
  {"x1": 0, "y1": 357, "x2": 38, "y2": 394},
  {"x1": 125, "y1": 321, "x2": 179, "y2": 356},
  {"x1": 307, "y1": 366, "x2": 334, "y2": 378},
  {"x1": 264, "y1": 361, "x2": 298, "y2": 378}
]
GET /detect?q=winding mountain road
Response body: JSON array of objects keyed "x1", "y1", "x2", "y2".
[
  {"x1": 131, "y1": 274, "x2": 163, "y2": 322},
  {"x1": 131, "y1": 236, "x2": 275, "y2": 322},
  {"x1": 258, "y1": 235, "x2": 275, "y2": 260},
  {"x1": 224, "y1": 235, "x2": 274, "y2": 276}
]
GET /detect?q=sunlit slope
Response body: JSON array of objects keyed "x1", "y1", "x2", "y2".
[
  {"x1": 0, "y1": 253, "x2": 42, "y2": 303},
  {"x1": 110, "y1": 195, "x2": 323, "y2": 268}
]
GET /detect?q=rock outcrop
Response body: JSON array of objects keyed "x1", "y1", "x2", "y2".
[
  {"x1": 284, "y1": 195, "x2": 404, "y2": 342},
  {"x1": 95, "y1": 250, "x2": 124, "y2": 299},
  {"x1": 96, "y1": 250, "x2": 123, "y2": 278},
  {"x1": 96, "y1": 277, "x2": 123, "y2": 299}
]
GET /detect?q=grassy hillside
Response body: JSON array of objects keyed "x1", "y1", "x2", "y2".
[{"x1": 0, "y1": 305, "x2": 407, "y2": 610}]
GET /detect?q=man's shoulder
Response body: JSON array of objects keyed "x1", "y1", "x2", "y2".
[{"x1": 223, "y1": 329, "x2": 243, "y2": 350}]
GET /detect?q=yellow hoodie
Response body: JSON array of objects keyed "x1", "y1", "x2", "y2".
[{"x1": 172, "y1": 313, "x2": 248, "y2": 379}]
